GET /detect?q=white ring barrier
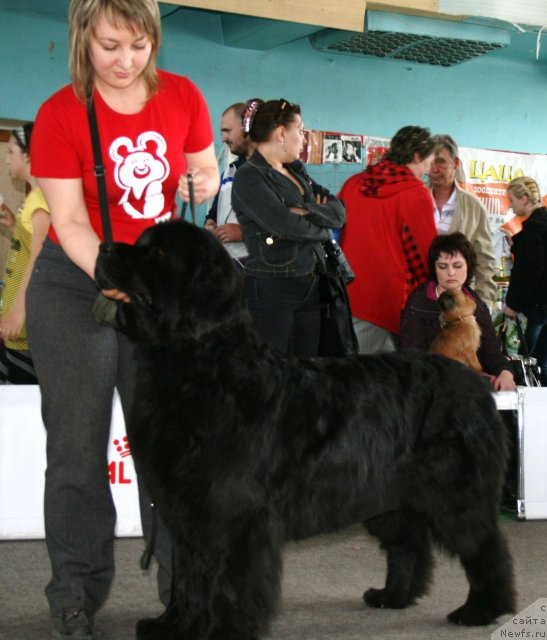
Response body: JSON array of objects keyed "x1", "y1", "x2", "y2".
[
  {"x1": 0, "y1": 386, "x2": 142, "y2": 540},
  {"x1": 1, "y1": 387, "x2": 546, "y2": 539}
]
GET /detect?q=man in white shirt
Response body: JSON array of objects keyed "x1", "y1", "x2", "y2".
[
  {"x1": 206, "y1": 102, "x2": 256, "y2": 265},
  {"x1": 430, "y1": 134, "x2": 498, "y2": 310}
]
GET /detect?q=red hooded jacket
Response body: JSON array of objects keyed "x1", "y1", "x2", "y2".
[{"x1": 338, "y1": 159, "x2": 436, "y2": 334}]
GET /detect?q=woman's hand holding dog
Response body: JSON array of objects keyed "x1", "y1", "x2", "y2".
[
  {"x1": 101, "y1": 288, "x2": 131, "y2": 303},
  {"x1": 178, "y1": 167, "x2": 219, "y2": 206},
  {"x1": 178, "y1": 143, "x2": 220, "y2": 206}
]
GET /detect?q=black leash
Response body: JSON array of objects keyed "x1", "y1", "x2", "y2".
[
  {"x1": 180, "y1": 173, "x2": 196, "y2": 223},
  {"x1": 139, "y1": 500, "x2": 158, "y2": 570}
]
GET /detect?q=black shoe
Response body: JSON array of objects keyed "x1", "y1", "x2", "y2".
[{"x1": 51, "y1": 608, "x2": 95, "y2": 639}]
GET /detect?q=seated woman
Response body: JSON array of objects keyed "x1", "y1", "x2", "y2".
[{"x1": 399, "y1": 232, "x2": 516, "y2": 391}]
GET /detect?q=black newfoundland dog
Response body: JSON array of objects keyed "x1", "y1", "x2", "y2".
[{"x1": 95, "y1": 220, "x2": 515, "y2": 640}]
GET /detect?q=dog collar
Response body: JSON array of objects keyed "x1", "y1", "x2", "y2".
[{"x1": 439, "y1": 313, "x2": 476, "y2": 329}]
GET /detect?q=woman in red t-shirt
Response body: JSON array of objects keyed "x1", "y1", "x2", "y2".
[{"x1": 26, "y1": 1, "x2": 219, "y2": 637}]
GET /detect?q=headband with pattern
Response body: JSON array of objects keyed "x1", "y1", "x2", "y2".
[{"x1": 241, "y1": 100, "x2": 261, "y2": 134}]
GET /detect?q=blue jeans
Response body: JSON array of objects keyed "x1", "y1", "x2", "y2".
[
  {"x1": 523, "y1": 304, "x2": 547, "y2": 386},
  {"x1": 26, "y1": 239, "x2": 172, "y2": 614},
  {"x1": 244, "y1": 274, "x2": 321, "y2": 356}
]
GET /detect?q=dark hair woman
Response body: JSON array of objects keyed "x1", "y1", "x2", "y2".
[
  {"x1": 384, "y1": 125, "x2": 436, "y2": 166},
  {"x1": 427, "y1": 231, "x2": 477, "y2": 284},
  {"x1": 400, "y1": 232, "x2": 515, "y2": 391},
  {"x1": 232, "y1": 98, "x2": 345, "y2": 356}
]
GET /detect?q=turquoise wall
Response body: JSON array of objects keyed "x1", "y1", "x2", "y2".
[{"x1": 1, "y1": 1, "x2": 545, "y2": 200}]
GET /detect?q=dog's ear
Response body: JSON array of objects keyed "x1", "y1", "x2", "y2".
[
  {"x1": 182, "y1": 229, "x2": 248, "y2": 333},
  {"x1": 437, "y1": 291, "x2": 457, "y2": 313}
]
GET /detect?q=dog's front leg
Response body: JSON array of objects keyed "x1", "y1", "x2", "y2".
[
  {"x1": 207, "y1": 512, "x2": 284, "y2": 640},
  {"x1": 136, "y1": 538, "x2": 221, "y2": 640},
  {"x1": 363, "y1": 510, "x2": 433, "y2": 609},
  {"x1": 136, "y1": 598, "x2": 180, "y2": 640}
]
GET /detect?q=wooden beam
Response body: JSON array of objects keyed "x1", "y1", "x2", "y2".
[
  {"x1": 368, "y1": 0, "x2": 438, "y2": 11},
  {"x1": 162, "y1": 0, "x2": 367, "y2": 32},
  {"x1": 162, "y1": 0, "x2": 469, "y2": 32},
  {"x1": 367, "y1": 0, "x2": 459, "y2": 20}
]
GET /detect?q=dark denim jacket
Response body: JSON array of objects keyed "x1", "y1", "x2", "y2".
[{"x1": 232, "y1": 151, "x2": 345, "y2": 277}]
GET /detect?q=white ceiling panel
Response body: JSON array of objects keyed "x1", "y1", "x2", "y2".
[{"x1": 439, "y1": 0, "x2": 547, "y2": 27}]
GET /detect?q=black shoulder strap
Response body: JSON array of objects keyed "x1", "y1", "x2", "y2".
[{"x1": 87, "y1": 96, "x2": 113, "y2": 243}]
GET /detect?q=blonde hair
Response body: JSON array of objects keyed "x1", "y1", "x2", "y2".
[
  {"x1": 68, "y1": 0, "x2": 161, "y2": 102},
  {"x1": 507, "y1": 176, "x2": 542, "y2": 208}
]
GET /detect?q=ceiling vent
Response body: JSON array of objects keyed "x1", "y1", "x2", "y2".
[{"x1": 309, "y1": 12, "x2": 511, "y2": 67}]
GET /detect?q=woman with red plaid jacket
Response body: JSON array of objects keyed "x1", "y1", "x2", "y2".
[{"x1": 338, "y1": 126, "x2": 437, "y2": 354}]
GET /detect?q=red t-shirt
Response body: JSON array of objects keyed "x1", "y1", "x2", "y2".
[{"x1": 31, "y1": 70, "x2": 214, "y2": 245}]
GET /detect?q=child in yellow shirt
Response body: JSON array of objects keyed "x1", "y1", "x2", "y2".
[{"x1": 0, "y1": 123, "x2": 50, "y2": 383}]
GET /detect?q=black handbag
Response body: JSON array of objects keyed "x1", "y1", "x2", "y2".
[
  {"x1": 499, "y1": 316, "x2": 542, "y2": 387},
  {"x1": 317, "y1": 235, "x2": 359, "y2": 357}
]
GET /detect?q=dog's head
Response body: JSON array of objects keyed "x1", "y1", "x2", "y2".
[
  {"x1": 437, "y1": 290, "x2": 477, "y2": 324},
  {"x1": 95, "y1": 220, "x2": 248, "y2": 344}
]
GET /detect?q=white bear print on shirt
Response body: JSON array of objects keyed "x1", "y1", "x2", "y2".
[{"x1": 110, "y1": 132, "x2": 170, "y2": 220}]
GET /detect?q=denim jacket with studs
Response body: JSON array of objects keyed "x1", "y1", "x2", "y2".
[{"x1": 232, "y1": 150, "x2": 345, "y2": 278}]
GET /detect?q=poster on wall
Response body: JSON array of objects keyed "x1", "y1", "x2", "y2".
[
  {"x1": 322, "y1": 132, "x2": 364, "y2": 164},
  {"x1": 302, "y1": 130, "x2": 323, "y2": 164},
  {"x1": 303, "y1": 131, "x2": 365, "y2": 165},
  {"x1": 457, "y1": 147, "x2": 547, "y2": 274},
  {"x1": 341, "y1": 136, "x2": 363, "y2": 163},
  {"x1": 363, "y1": 136, "x2": 390, "y2": 165},
  {"x1": 323, "y1": 133, "x2": 343, "y2": 163}
]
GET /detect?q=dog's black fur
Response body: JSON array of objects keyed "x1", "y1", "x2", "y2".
[{"x1": 96, "y1": 220, "x2": 515, "y2": 640}]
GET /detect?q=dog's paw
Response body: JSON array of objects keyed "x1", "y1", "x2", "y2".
[
  {"x1": 447, "y1": 603, "x2": 512, "y2": 627},
  {"x1": 363, "y1": 587, "x2": 412, "y2": 609},
  {"x1": 136, "y1": 616, "x2": 177, "y2": 640}
]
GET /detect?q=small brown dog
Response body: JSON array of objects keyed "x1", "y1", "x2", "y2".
[{"x1": 429, "y1": 290, "x2": 482, "y2": 372}]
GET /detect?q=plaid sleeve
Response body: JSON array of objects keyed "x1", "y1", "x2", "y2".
[{"x1": 402, "y1": 224, "x2": 429, "y2": 291}]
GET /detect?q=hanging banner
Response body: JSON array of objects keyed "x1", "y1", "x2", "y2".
[{"x1": 457, "y1": 147, "x2": 547, "y2": 274}]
